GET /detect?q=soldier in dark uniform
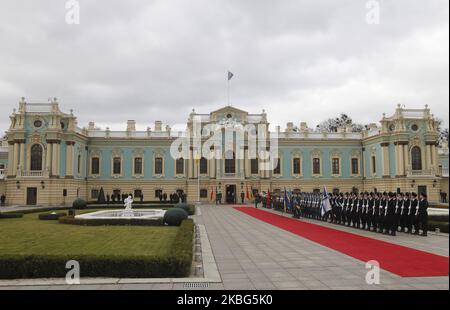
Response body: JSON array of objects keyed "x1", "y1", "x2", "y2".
[
  {"x1": 367, "y1": 192, "x2": 374, "y2": 231},
  {"x1": 393, "y1": 193, "x2": 403, "y2": 233},
  {"x1": 387, "y1": 192, "x2": 397, "y2": 236},
  {"x1": 361, "y1": 192, "x2": 368, "y2": 230},
  {"x1": 240, "y1": 192, "x2": 245, "y2": 204},
  {"x1": 408, "y1": 192, "x2": 419, "y2": 234},
  {"x1": 372, "y1": 192, "x2": 380, "y2": 232},
  {"x1": 345, "y1": 193, "x2": 352, "y2": 226},
  {"x1": 416, "y1": 193, "x2": 429, "y2": 236},
  {"x1": 400, "y1": 193, "x2": 410, "y2": 232},
  {"x1": 354, "y1": 192, "x2": 362, "y2": 229},
  {"x1": 379, "y1": 192, "x2": 387, "y2": 233}
]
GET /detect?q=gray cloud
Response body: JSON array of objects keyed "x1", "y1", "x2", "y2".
[{"x1": 0, "y1": 0, "x2": 448, "y2": 132}]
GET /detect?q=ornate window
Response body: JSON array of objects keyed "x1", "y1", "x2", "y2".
[
  {"x1": 251, "y1": 158, "x2": 259, "y2": 174},
  {"x1": 77, "y1": 154, "x2": 82, "y2": 175},
  {"x1": 155, "y1": 157, "x2": 163, "y2": 174},
  {"x1": 273, "y1": 158, "x2": 281, "y2": 175},
  {"x1": 293, "y1": 158, "x2": 301, "y2": 175},
  {"x1": 113, "y1": 157, "x2": 121, "y2": 174},
  {"x1": 332, "y1": 158, "x2": 340, "y2": 175},
  {"x1": 224, "y1": 151, "x2": 235, "y2": 174},
  {"x1": 411, "y1": 146, "x2": 422, "y2": 171},
  {"x1": 91, "y1": 189, "x2": 99, "y2": 199},
  {"x1": 176, "y1": 158, "x2": 184, "y2": 175},
  {"x1": 200, "y1": 189, "x2": 208, "y2": 198},
  {"x1": 91, "y1": 157, "x2": 100, "y2": 175},
  {"x1": 30, "y1": 144, "x2": 43, "y2": 171},
  {"x1": 134, "y1": 157, "x2": 143, "y2": 175},
  {"x1": 371, "y1": 156, "x2": 376, "y2": 174},
  {"x1": 312, "y1": 158, "x2": 321, "y2": 175},
  {"x1": 199, "y1": 157, "x2": 208, "y2": 174},
  {"x1": 351, "y1": 158, "x2": 359, "y2": 175}
]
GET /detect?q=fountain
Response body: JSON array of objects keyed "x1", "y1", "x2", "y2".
[{"x1": 75, "y1": 195, "x2": 166, "y2": 220}]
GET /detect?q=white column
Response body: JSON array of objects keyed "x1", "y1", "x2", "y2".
[
  {"x1": 19, "y1": 142, "x2": 25, "y2": 172},
  {"x1": 46, "y1": 143, "x2": 53, "y2": 174},
  {"x1": 12, "y1": 142, "x2": 19, "y2": 176},
  {"x1": 381, "y1": 143, "x2": 390, "y2": 177},
  {"x1": 209, "y1": 157, "x2": 215, "y2": 178},
  {"x1": 7, "y1": 142, "x2": 14, "y2": 176},
  {"x1": 244, "y1": 149, "x2": 250, "y2": 178},
  {"x1": 403, "y1": 144, "x2": 409, "y2": 174},
  {"x1": 425, "y1": 144, "x2": 432, "y2": 171},
  {"x1": 52, "y1": 142, "x2": 59, "y2": 176},
  {"x1": 188, "y1": 149, "x2": 193, "y2": 178},
  {"x1": 66, "y1": 142, "x2": 74, "y2": 177}
]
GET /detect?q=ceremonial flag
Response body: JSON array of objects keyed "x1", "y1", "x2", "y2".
[
  {"x1": 210, "y1": 185, "x2": 214, "y2": 201},
  {"x1": 246, "y1": 185, "x2": 250, "y2": 200},
  {"x1": 228, "y1": 71, "x2": 234, "y2": 81},
  {"x1": 284, "y1": 188, "x2": 291, "y2": 213},
  {"x1": 266, "y1": 189, "x2": 271, "y2": 208},
  {"x1": 321, "y1": 186, "x2": 332, "y2": 216}
]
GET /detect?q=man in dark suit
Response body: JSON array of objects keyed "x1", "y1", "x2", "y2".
[
  {"x1": 400, "y1": 192, "x2": 410, "y2": 232},
  {"x1": 416, "y1": 193, "x2": 429, "y2": 236}
]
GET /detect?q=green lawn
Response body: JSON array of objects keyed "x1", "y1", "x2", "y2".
[{"x1": 0, "y1": 209, "x2": 178, "y2": 257}]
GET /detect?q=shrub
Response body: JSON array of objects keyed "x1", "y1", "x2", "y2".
[
  {"x1": 59, "y1": 216, "x2": 163, "y2": 226},
  {"x1": 164, "y1": 208, "x2": 188, "y2": 226},
  {"x1": 0, "y1": 213, "x2": 24, "y2": 219},
  {"x1": 38, "y1": 212, "x2": 67, "y2": 221},
  {"x1": 0, "y1": 219, "x2": 194, "y2": 279},
  {"x1": 176, "y1": 203, "x2": 196, "y2": 215},
  {"x1": 72, "y1": 198, "x2": 87, "y2": 209}
]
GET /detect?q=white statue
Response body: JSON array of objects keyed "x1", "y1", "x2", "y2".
[{"x1": 123, "y1": 195, "x2": 134, "y2": 216}]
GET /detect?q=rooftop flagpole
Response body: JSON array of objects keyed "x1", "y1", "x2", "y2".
[{"x1": 227, "y1": 71, "x2": 234, "y2": 106}]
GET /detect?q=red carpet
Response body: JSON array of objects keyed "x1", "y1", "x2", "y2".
[{"x1": 235, "y1": 207, "x2": 449, "y2": 277}]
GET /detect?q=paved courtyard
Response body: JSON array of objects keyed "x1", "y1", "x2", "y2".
[{"x1": 0, "y1": 204, "x2": 448, "y2": 290}]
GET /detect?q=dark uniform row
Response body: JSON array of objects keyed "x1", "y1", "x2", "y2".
[{"x1": 292, "y1": 191, "x2": 429, "y2": 236}]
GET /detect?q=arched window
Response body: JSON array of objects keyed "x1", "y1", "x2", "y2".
[
  {"x1": 30, "y1": 144, "x2": 43, "y2": 171},
  {"x1": 200, "y1": 157, "x2": 208, "y2": 174},
  {"x1": 224, "y1": 151, "x2": 235, "y2": 174},
  {"x1": 176, "y1": 158, "x2": 184, "y2": 175},
  {"x1": 411, "y1": 146, "x2": 422, "y2": 171}
]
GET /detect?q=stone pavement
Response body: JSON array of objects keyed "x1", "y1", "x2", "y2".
[{"x1": 0, "y1": 204, "x2": 448, "y2": 290}]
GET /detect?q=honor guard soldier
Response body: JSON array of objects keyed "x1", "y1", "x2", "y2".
[
  {"x1": 416, "y1": 193, "x2": 429, "y2": 236},
  {"x1": 367, "y1": 192, "x2": 375, "y2": 231},
  {"x1": 400, "y1": 193, "x2": 410, "y2": 232},
  {"x1": 409, "y1": 192, "x2": 419, "y2": 234},
  {"x1": 387, "y1": 192, "x2": 396, "y2": 236}
]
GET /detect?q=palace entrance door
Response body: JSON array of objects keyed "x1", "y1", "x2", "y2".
[{"x1": 226, "y1": 185, "x2": 236, "y2": 204}]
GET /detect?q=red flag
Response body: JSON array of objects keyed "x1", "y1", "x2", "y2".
[
  {"x1": 266, "y1": 189, "x2": 271, "y2": 208},
  {"x1": 210, "y1": 186, "x2": 214, "y2": 201},
  {"x1": 246, "y1": 185, "x2": 250, "y2": 200}
]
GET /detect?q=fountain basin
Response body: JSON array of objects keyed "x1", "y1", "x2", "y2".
[{"x1": 75, "y1": 209, "x2": 166, "y2": 220}]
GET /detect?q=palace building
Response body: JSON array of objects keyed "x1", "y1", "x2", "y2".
[{"x1": 0, "y1": 98, "x2": 448, "y2": 206}]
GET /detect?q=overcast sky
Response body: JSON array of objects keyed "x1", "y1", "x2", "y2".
[{"x1": 0, "y1": 0, "x2": 448, "y2": 132}]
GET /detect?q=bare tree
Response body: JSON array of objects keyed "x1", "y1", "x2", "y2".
[{"x1": 316, "y1": 113, "x2": 366, "y2": 133}]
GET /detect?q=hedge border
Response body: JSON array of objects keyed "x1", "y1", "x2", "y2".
[
  {"x1": 0, "y1": 219, "x2": 194, "y2": 279},
  {"x1": 38, "y1": 212, "x2": 67, "y2": 221},
  {"x1": 59, "y1": 216, "x2": 164, "y2": 226},
  {"x1": 0, "y1": 212, "x2": 24, "y2": 219}
]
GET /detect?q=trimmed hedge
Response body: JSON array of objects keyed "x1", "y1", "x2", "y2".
[
  {"x1": 59, "y1": 216, "x2": 164, "y2": 226},
  {"x1": 72, "y1": 198, "x2": 87, "y2": 209},
  {"x1": 164, "y1": 208, "x2": 188, "y2": 226},
  {"x1": 428, "y1": 215, "x2": 449, "y2": 223},
  {"x1": 38, "y1": 212, "x2": 67, "y2": 221},
  {"x1": 176, "y1": 203, "x2": 196, "y2": 215},
  {"x1": 0, "y1": 219, "x2": 194, "y2": 279},
  {"x1": 0, "y1": 213, "x2": 24, "y2": 219}
]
